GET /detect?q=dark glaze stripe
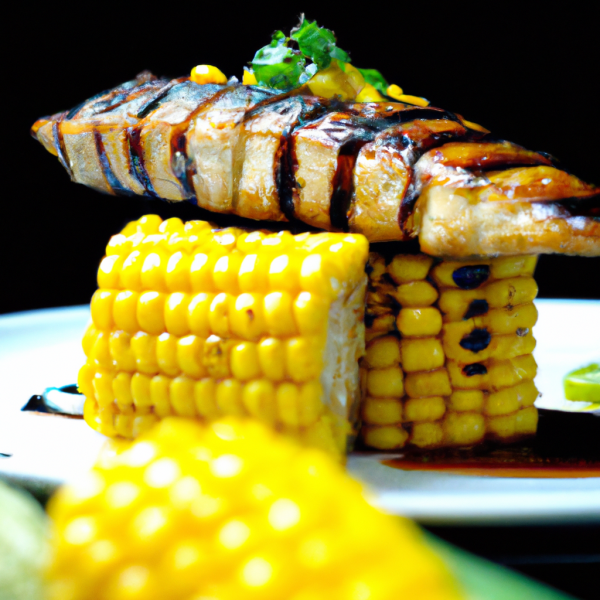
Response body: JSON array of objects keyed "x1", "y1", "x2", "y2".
[
  {"x1": 127, "y1": 126, "x2": 157, "y2": 197},
  {"x1": 136, "y1": 78, "x2": 189, "y2": 119},
  {"x1": 94, "y1": 131, "x2": 134, "y2": 196},
  {"x1": 52, "y1": 119, "x2": 73, "y2": 179},
  {"x1": 550, "y1": 194, "x2": 600, "y2": 219}
]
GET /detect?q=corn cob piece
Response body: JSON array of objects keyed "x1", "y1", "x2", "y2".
[
  {"x1": 46, "y1": 417, "x2": 462, "y2": 600},
  {"x1": 361, "y1": 252, "x2": 539, "y2": 450},
  {"x1": 79, "y1": 215, "x2": 369, "y2": 458}
]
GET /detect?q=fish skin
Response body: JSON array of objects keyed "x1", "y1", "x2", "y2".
[{"x1": 32, "y1": 73, "x2": 600, "y2": 257}]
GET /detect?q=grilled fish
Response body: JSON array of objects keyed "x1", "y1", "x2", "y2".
[{"x1": 32, "y1": 72, "x2": 599, "y2": 257}]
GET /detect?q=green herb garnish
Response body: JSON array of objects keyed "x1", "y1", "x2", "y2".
[{"x1": 357, "y1": 68, "x2": 389, "y2": 94}]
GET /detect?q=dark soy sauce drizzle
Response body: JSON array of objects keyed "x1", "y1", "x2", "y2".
[{"x1": 380, "y1": 409, "x2": 600, "y2": 478}]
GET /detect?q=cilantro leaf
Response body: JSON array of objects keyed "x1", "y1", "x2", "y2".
[
  {"x1": 357, "y1": 68, "x2": 389, "y2": 94},
  {"x1": 291, "y1": 17, "x2": 349, "y2": 70}
]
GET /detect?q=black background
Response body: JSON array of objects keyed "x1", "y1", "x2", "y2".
[{"x1": 2, "y1": 0, "x2": 599, "y2": 314}]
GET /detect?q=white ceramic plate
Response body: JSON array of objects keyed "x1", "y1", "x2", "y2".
[{"x1": 1, "y1": 301, "x2": 599, "y2": 525}]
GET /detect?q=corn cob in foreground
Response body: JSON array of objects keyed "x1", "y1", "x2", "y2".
[
  {"x1": 79, "y1": 215, "x2": 368, "y2": 458},
  {"x1": 361, "y1": 253, "x2": 539, "y2": 450},
  {"x1": 46, "y1": 418, "x2": 462, "y2": 600}
]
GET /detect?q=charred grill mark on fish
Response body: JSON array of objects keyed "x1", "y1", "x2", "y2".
[{"x1": 32, "y1": 74, "x2": 600, "y2": 256}]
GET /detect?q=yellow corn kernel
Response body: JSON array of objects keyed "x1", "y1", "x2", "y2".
[
  {"x1": 78, "y1": 363, "x2": 95, "y2": 399},
  {"x1": 132, "y1": 414, "x2": 159, "y2": 438},
  {"x1": 443, "y1": 412, "x2": 485, "y2": 446},
  {"x1": 242, "y1": 379, "x2": 277, "y2": 425},
  {"x1": 488, "y1": 354, "x2": 537, "y2": 391},
  {"x1": 490, "y1": 255, "x2": 537, "y2": 279},
  {"x1": 356, "y1": 82, "x2": 384, "y2": 102},
  {"x1": 395, "y1": 93, "x2": 430, "y2": 107},
  {"x1": 365, "y1": 336, "x2": 401, "y2": 369},
  {"x1": 131, "y1": 332, "x2": 159, "y2": 375},
  {"x1": 120, "y1": 251, "x2": 144, "y2": 290},
  {"x1": 485, "y1": 380, "x2": 538, "y2": 416},
  {"x1": 293, "y1": 292, "x2": 330, "y2": 335},
  {"x1": 411, "y1": 422, "x2": 444, "y2": 448},
  {"x1": 391, "y1": 281, "x2": 439, "y2": 307},
  {"x1": 137, "y1": 291, "x2": 167, "y2": 335},
  {"x1": 158, "y1": 217, "x2": 184, "y2": 234},
  {"x1": 137, "y1": 214, "x2": 163, "y2": 234},
  {"x1": 361, "y1": 398, "x2": 402, "y2": 425},
  {"x1": 238, "y1": 254, "x2": 270, "y2": 293},
  {"x1": 515, "y1": 406, "x2": 538, "y2": 435},
  {"x1": 189, "y1": 253, "x2": 218, "y2": 293},
  {"x1": 114, "y1": 414, "x2": 135, "y2": 438},
  {"x1": 208, "y1": 293, "x2": 234, "y2": 338},
  {"x1": 229, "y1": 293, "x2": 267, "y2": 341},
  {"x1": 301, "y1": 415, "x2": 341, "y2": 456},
  {"x1": 194, "y1": 379, "x2": 219, "y2": 419},
  {"x1": 203, "y1": 336, "x2": 234, "y2": 379},
  {"x1": 156, "y1": 333, "x2": 180, "y2": 377},
  {"x1": 165, "y1": 251, "x2": 193, "y2": 293},
  {"x1": 93, "y1": 369, "x2": 115, "y2": 408},
  {"x1": 82, "y1": 324, "x2": 98, "y2": 357},
  {"x1": 258, "y1": 338, "x2": 286, "y2": 381},
  {"x1": 475, "y1": 303, "x2": 538, "y2": 335},
  {"x1": 396, "y1": 308, "x2": 442, "y2": 337},
  {"x1": 150, "y1": 374, "x2": 172, "y2": 418},
  {"x1": 275, "y1": 382, "x2": 301, "y2": 427},
  {"x1": 438, "y1": 289, "x2": 484, "y2": 322},
  {"x1": 264, "y1": 292, "x2": 297, "y2": 337},
  {"x1": 403, "y1": 397, "x2": 446, "y2": 423},
  {"x1": 91, "y1": 289, "x2": 116, "y2": 331},
  {"x1": 164, "y1": 293, "x2": 191, "y2": 337},
  {"x1": 131, "y1": 373, "x2": 153, "y2": 410},
  {"x1": 404, "y1": 368, "x2": 452, "y2": 398},
  {"x1": 106, "y1": 232, "x2": 129, "y2": 254},
  {"x1": 387, "y1": 254, "x2": 433, "y2": 284},
  {"x1": 447, "y1": 390, "x2": 484, "y2": 412},
  {"x1": 298, "y1": 381, "x2": 325, "y2": 426},
  {"x1": 98, "y1": 255, "x2": 125, "y2": 289},
  {"x1": 177, "y1": 335, "x2": 206, "y2": 379},
  {"x1": 170, "y1": 376, "x2": 197, "y2": 418},
  {"x1": 190, "y1": 64, "x2": 228, "y2": 85},
  {"x1": 484, "y1": 277, "x2": 538, "y2": 309},
  {"x1": 113, "y1": 290, "x2": 140, "y2": 333},
  {"x1": 242, "y1": 68, "x2": 257, "y2": 85},
  {"x1": 487, "y1": 413, "x2": 517, "y2": 439},
  {"x1": 443, "y1": 328, "x2": 536, "y2": 363},
  {"x1": 400, "y1": 338, "x2": 445, "y2": 373},
  {"x1": 285, "y1": 338, "x2": 323, "y2": 384},
  {"x1": 90, "y1": 332, "x2": 113, "y2": 369},
  {"x1": 113, "y1": 372, "x2": 134, "y2": 412},
  {"x1": 187, "y1": 293, "x2": 214, "y2": 338},
  {"x1": 140, "y1": 250, "x2": 169, "y2": 292},
  {"x1": 230, "y1": 342, "x2": 261, "y2": 381},
  {"x1": 366, "y1": 366, "x2": 404, "y2": 398},
  {"x1": 269, "y1": 254, "x2": 302, "y2": 295},
  {"x1": 213, "y1": 252, "x2": 243, "y2": 294},
  {"x1": 362, "y1": 425, "x2": 408, "y2": 450},
  {"x1": 215, "y1": 380, "x2": 245, "y2": 416},
  {"x1": 108, "y1": 331, "x2": 135, "y2": 372}
]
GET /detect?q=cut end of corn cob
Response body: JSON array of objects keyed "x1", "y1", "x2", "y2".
[
  {"x1": 80, "y1": 216, "x2": 369, "y2": 459},
  {"x1": 361, "y1": 252, "x2": 539, "y2": 451},
  {"x1": 46, "y1": 417, "x2": 462, "y2": 600}
]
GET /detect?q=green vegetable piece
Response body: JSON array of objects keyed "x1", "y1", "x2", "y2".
[
  {"x1": 251, "y1": 31, "x2": 306, "y2": 90},
  {"x1": 564, "y1": 363, "x2": 600, "y2": 402},
  {"x1": 290, "y1": 16, "x2": 349, "y2": 70},
  {"x1": 358, "y1": 68, "x2": 389, "y2": 94}
]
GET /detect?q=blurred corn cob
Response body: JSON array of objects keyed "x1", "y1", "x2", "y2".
[
  {"x1": 46, "y1": 417, "x2": 462, "y2": 600},
  {"x1": 361, "y1": 252, "x2": 539, "y2": 450},
  {"x1": 79, "y1": 215, "x2": 368, "y2": 458}
]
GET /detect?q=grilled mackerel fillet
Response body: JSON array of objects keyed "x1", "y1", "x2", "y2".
[{"x1": 32, "y1": 72, "x2": 599, "y2": 257}]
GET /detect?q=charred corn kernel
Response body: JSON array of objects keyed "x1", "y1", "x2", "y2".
[
  {"x1": 258, "y1": 338, "x2": 286, "y2": 381},
  {"x1": 215, "y1": 380, "x2": 245, "y2": 416},
  {"x1": 187, "y1": 292, "x2": 214, "y2": 338},
  {"x1": 411, "y1": 422, "x2": 444, "y2": 448},
  {"x1": 81, "y1": 216, "x2": 368, "y2": 456},
  {"x1": 397, "y1": 308, "x2": 442, "y2": 337},
  {"x1": 365, "y1": 335, "x2": 401, "y2": 369},
  {"x1": 230, "y1": 293, "x2": 267, "y2": 340},
  {"x1": 263, "y1": 292, "x2": 296, "y2": 337},
  {"x1": 367, "y1": 314, "x2": 396, "y2": 337},
  {"x1": 362, "y1": 424, "x2": 409, "y2": 449},
  {"x1": 470, "y1": 303, "x2": 537, "y2": 335},
  {"x1": 361, "y1": 398, "x2": 402, "y2": 425},
  {"x1": 401, "y1": 338, "x2": 445, "y2": 372},
  {"x1": 109, "y1": 331, "x2": 136, "y2": 372},
  {"x1": 431, "y1": 261, "x2": 489, "y2": 289},
  {"x1": 91, "y1": 290, "x2": 115, "y2": 331},
  {"x1": 392, "y1": 280, "x2": 439, "y2": 307},
  {"x1": 194, "y1": 379, "x2": 219, "y2": 419},
  {"x1": 367, "y1": 366, "x2": 404, "y2": 398},
  {"x1": 443, "y1": 412, "x2": 485, "y2": 446},
  {"x1": 155, "y1": 333, "x2": 179, "y2": 377},
  {"x1": 403, "y1": 397, "x2": 446, "y2": 423},
  {"x1": 230, "y1": 342, "x2": 261, "y2": 381},
  {"x1": 387, "y1": 254, "x2": 433, "y2": 284},
  {"x1": 490, "y1": 255, "x2": 537, "y2": 279},
  {"x1": 515, "y1": 406, "x2": 538, "y2": 435},
  {"x1": 447, "y1": 390, "x2": 484, "y2": 412},
  {"x1": 164, "y1": 293, "x2": 191, "y2": 336},
  {"x1": 113, "y1": 290, "x2": 140, "y2": 333},
  {"x1": 190, "y1": 64, "x2": 227, "y2": 85},
  {"x1": 404, "y1": 369, "x2": 452, "y2": 398},
  {"x1": 242, "y1": 68, "x2": 257, "y2": 85}
]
